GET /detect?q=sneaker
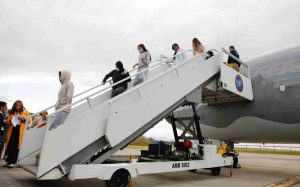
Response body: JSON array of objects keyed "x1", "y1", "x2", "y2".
[{"x1": 7, "y1": 164, "x2": 14, "y2": 168}]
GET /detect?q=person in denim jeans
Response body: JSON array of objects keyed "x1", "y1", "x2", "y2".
[{"x1": 0, "y1": 101, "x2": 8, "y2": 159}]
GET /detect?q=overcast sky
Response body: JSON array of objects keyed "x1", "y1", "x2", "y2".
[{"x1": 1, "y1": 0, "x2": 300, "y2": 140}]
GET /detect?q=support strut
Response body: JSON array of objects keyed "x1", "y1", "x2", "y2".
[
  {"x1": 191, "y1": 103, "x2": 204, "y2": 157},
  {"x1": 191, "y1": 104, "x2": 204, "y2": 145},
  {"x1": 171, "y1": 102, "x2": 204, "y2": 157},
  {"x1": 170, "y1": 115, "x2": 180, "y2": 146}
]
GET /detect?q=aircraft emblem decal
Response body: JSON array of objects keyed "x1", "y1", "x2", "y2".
[{"x1": 235, "y1": 74, "x2": 243, "y2": 92}]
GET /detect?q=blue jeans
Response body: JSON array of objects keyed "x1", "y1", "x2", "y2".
[{"x1": 0, "y1": 127, "x2": 8, "y2": 156}]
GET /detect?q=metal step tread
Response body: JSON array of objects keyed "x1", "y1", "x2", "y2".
[{"x1": 21, "y1": 165, "x2": 38, "y2": 175}]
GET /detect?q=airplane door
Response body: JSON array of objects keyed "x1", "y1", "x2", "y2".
[{"x1": 220, "y1": 50, "x2": 254, "y2": 101}]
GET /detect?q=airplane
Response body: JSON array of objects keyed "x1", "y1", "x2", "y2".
[
  {"x1": 189, "y1": 44, "x2": 300, "y2": 144},
  {"x1": 163, "y1": 44, "x2": 300, "y2": 168}
]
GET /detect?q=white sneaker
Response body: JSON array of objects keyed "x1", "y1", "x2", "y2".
[{"x1": 7, "y1": 164, "x2": 14, "y2": 168}]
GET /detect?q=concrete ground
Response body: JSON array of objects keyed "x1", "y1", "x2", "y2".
[{"x1": 0, "y1": 151, "x2": 299, "y2": 187}]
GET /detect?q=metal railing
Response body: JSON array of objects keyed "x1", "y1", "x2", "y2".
[
  {"x1": 235, "y1": 144, "x2": 300, "y2": 152},
  {"x1": 221, "y1": 47, "x2": 248, "y2": 68},
  {"x1": 26, "y1": 61, "x2": 158, "y2": 120},
  {"x1": 25, "y1": 49, "x2": 205, "y2": 122},
  {"x1": 20, "y1": 49, "x2": 216, "y2": 163},
  {"x1": 26, "y1": 48, "x2": 250, "y2": 125},
  {"x1": 109, "y1": 50, "x2": 215, "y2": 103}
]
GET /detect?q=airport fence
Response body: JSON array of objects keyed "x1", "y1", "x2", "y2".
[{"x1": 234, "y1": 144, "x2": 300, "y2": 152}]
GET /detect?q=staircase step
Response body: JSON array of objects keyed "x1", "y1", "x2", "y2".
[{"x1": 21, "y1": 165, "x2": 38, "y2": 175}]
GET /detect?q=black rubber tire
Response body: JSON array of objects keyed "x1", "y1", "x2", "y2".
[
  {"x1": 233, "y1": 156, "x2": 239, "y2": 168},
  {"x1": 211, "y1": 167, "x2": 221, "y2": 176},
  {"x1": 105, "y1": 169, "x2": 130, "y2": 187},
  {"x1": 190, "y1": 169, "x2": 197, "y2": 173}
]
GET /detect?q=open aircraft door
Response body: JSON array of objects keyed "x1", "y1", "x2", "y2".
[{"x1": 220, "y1": 48, "x2": 254, "y2": 101}]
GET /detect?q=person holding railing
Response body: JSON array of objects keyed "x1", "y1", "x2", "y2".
[
  {"x1": 132, "y1": 44, "x2": 151, "y2": 86},
  {"x1": 161, "y1": 43, "x2": 187, "y2": 65},
  {"x1": 225, "y1": 45, "x2": 240, "y2": 71},
  {"x1": 0, "y1": 101, "x2": 8, "y2": 159},
  {"x1": 49, "y1": 70, "x2": 74, "y2": 130},
  {"x1": 102, "y1": 61, "x2": 131, "y2": 98},
  {"x1": 4, "y1": 100, "x2": 30, "y2": 168},
  {"x1": 29, "y1": 111, "x2": 48, "y2": 129}
]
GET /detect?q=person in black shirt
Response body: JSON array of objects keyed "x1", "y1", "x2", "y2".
[
  {"x1": 0, "y1": 101, "x2": 8, "y2": 159},
  {"x1": 227, "y1": 45, "x2": 240, "y2": 71},
  {"x1": 102, "y1": 61, "x2": 131, "y2": 98}
]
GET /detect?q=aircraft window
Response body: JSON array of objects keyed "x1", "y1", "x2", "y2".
[
  {"x1": 277, "y1": 64, "x2": 285, "y2": 75},
  {"x1": 263, "y1": 67, "x2": 271, "y2": 78},
  {"x1": 293, "y1": 61, "x2": 300, "y2": 72}
]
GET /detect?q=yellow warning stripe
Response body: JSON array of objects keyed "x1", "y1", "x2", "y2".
[{"x1": 265, "y1": 176, "x2": 300, "y2": 187}]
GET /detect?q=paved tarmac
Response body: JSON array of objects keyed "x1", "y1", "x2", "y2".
[{"x1": 0, "y1": 152, "x2": 299, "y2": 187}]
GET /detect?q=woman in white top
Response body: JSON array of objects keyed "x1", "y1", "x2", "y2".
[
  {"x1": 192, "y1": 38, "x2": 206, "y2": 56},
  {"x1": 161, "y1": 43, "x2": 191, "y2": 65},
  {"x1": 132, "y1": 44, "x2": 151, "y2": 86}
]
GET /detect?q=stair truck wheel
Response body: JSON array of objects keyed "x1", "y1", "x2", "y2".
[
  {"x1": 211, "y1": 167, "x2": 221, "y2": 176},
  {"x1": 106, "y1": 169, "x2": 131, "y2": 187}
]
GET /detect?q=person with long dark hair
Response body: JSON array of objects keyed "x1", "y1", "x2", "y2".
[
  {"x1": 102, "y1": 61, "x2": 131, "y2": 98},
  {"x1": 132, "y1": 44, "x2": 151, "y2": 86},
  {"x1": 160, "y1": 43, "x2": 189, "y2": 65},
  {"x1": 0, "y1": 101, "x2": 8, "y2": 159},
  {"x1": 5, "y1": 100, "x2": 29, "y2": 168}
]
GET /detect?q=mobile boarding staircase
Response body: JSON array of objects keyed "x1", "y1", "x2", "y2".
[{"x1": 18, "y1": 48, "x2": 253, "y2": 180}]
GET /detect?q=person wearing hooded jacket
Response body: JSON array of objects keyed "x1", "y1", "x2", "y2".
[
  {"x1": 49, "y1": 70, "x2": 74, "y2": 130},
  {"x1": 102, "y1": 61, "x2": 131, "y2": 98}
]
